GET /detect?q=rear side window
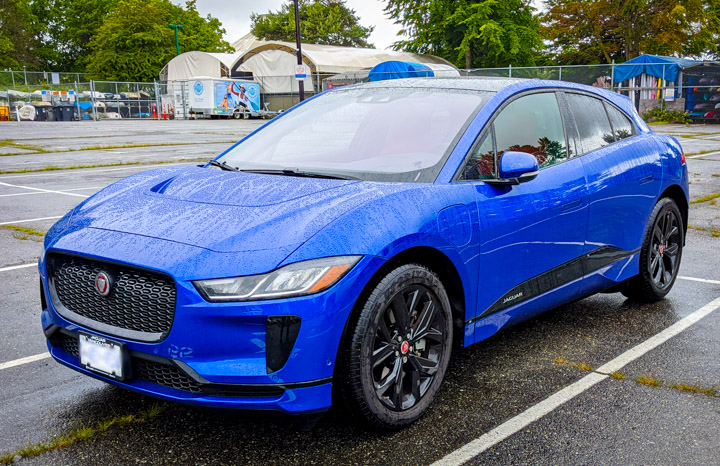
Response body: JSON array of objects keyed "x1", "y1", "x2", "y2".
[
  {"x1": 605, "y1": 103, "x2": 634, "y2": 141},
  {"x1": 565, "y1": 93, "x2": 614, "y2": 154},
  {"x1": 494, "y1": 92, "x2": 568, "y2": 168}
]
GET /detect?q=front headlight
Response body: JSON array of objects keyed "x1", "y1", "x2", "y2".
[{"x1": 193, "y1": 256, "x2": 362, "y2": 302}]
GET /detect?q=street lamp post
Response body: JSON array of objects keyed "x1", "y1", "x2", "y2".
[
  {"x1": 168, "y1": 24, "x2": 184, "y2": 56},
  {"x1": 293, "y1": 0, "x2": 305, "y2": 102}
]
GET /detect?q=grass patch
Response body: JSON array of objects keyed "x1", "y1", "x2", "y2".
[
  {"x1": 688, "y1": 225, "x2": 720, "y2": 238},
  {"x1": 0, "y1": 404, "x2": 166, "y2": 464},
  {"x1": 0, "y1": 139, "x2": 49, "y2": 154},
  {"x1": 684, "y1": 149, "x2": 720, "y2": 156},
  {"x1": 671, "y1": 383, "x2": 716, "y2": 396},
  {"x1": 0, "y1": 158, "x2": 204, "y2": 175},
  {"x1": 610, "y1": 371, "x2": 626, "y2": 380},
  {"x1": 0, "y1": 225, "x2": 46, "y2": 236},
  {"x1": 675, "y1": 132, "x2": 717, "y2": 138},
  {"x1": 636, "y1": 376, "x2": 662, "y2": 387},
  {"x1": 0, "y1": 141, "x2": 239, "y2": 157},
  {"x1": 691, "y1": 192, "x2": 720, "y2": 204}
]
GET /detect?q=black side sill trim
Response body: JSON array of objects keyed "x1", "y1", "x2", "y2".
[{"x1": 466, "y1": 246, "x2": 639, "y2": 325}]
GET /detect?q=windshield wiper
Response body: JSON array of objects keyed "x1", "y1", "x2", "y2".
[
  {"x1": 239, "y1": 168, "x2": 361, "y2": 180},
  {"x1": 207, "y1": 160, "x2": 239, "y2": 172}
]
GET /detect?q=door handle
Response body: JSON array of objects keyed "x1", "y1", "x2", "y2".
[
  {"x1": 562, "y1": 198, "x2": 582, "y2": 211},
  {"x1": 640, "y1": 174, "x2": 654, "y2": 184}
]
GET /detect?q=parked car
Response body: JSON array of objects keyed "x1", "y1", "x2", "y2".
[{"x1": 40, "y1": 77, "x2": 688, "y2": 429}]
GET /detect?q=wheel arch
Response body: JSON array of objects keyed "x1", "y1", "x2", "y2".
[
  {"x1": 660, "y1": 184, "x2": 688, "y2": 242},
  {"x1": 332, "y1": 246, "x2": 467, "y2": 408}
]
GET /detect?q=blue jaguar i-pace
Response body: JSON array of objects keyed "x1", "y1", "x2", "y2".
[{"x1": 40, "y1": 78, "x2": 688, "y2": 428}]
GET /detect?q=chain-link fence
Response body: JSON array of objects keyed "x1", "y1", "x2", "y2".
[
  {"x1": 0, "y1": 70, "x2": 90, "y2": 88},
  {"x1": 4, "y1": 62, "x2": 720, "y2": 122}
]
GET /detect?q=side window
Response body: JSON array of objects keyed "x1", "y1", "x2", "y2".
[
  {"x1": 494, "y1": 92, "x2": 568, "y2": 169},
  {"x1": 605, "y1": 103, "x2": 634, "y2": 141},
  {"x1": 460, "y1": 131, "x2": 494, "y2": 180},
  {"x1": 565, "y1": 93, "x2": 614, "y2": 154}
]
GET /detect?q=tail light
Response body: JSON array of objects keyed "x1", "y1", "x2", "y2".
[{"x1": 681, "y1": 150, "x2": 686, "y2": 165}]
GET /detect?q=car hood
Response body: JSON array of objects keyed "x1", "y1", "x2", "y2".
[{"x1": 70, "y1": 166, "x2": 385, "y2": 256}]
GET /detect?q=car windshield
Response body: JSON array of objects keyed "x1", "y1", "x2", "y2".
[{"x1": 218, "y1": 87, "x2": 492, "y2": 182}]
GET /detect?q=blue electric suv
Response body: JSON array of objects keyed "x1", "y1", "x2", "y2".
[{"x1": 40, "y1": 78, "x2": 688, "y2": 428}]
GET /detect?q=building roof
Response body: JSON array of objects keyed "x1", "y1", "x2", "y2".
[{"x1": 232, "y1": 40, "x2": 456, "y2": 75}]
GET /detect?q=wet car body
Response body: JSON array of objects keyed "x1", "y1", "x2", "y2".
[{"x1": 40, "y1": 78, "x2": 689, "y2": 422}]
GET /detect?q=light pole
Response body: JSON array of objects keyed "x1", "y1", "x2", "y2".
[
  {"x1": 168, "y1": 24, "x2": 184, "y2": 56},
  {"x1": 293, "y1": 0, "x2": 305, "y2": 101}
]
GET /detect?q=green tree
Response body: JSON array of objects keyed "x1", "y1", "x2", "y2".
[
  {"x1": 30, "y1": 0, "x2": 121, "y2": 71},
  {"x1": 542, "y1": 0, "x2": 720, "y2": 64},
  {"x1": 0, "y1": 0, "x2": 44, "y2": 69},
  {"x1": 384, "y1": 0, "x2": 543, "y2": 68},
  {"x1": 252, "y1": 0, "x2": 374, "y2": 48},
  {"x1": 86, "y1": 0, "x2": 232, "y2": 81}
]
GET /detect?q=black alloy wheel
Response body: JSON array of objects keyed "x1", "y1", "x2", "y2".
[
  {"x1": 342, "y1": 264, "x2": 453, "y2": 429},
  {"x1": 623, "y1": 197, "x2": 684, "y2": 302},
  {"x1": 649, "y1": 206, "x2": 682, "y2": 289},
  {"x1": 371, "y1": 284, "x2": 446, "y2": 411}
]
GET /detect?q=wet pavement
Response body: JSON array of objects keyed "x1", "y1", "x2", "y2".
[{"x1": 0, "y1": 121, "x2": 718, "y2": 464}]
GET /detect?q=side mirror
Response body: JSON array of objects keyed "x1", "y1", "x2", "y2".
[{"x1": 486, "y1": 151, "x2": 539, "y2": 186}]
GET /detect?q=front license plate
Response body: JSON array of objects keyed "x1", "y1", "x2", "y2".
[{"x1": 78, "y1": 332, "x2": 125, "y2": 380}]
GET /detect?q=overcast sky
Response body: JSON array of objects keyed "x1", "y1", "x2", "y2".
[
  {"x1": 183, "y1": 0, "x2": 403, "y2": 50},
  {"x1": 183, "y1": 1, "x2": 546, "y2": 51}
]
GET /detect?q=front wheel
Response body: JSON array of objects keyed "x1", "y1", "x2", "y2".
[
  {"x1": 622, "y1": 197, "x2": 684, "y2": 302},
  {"x1": 343, "y1": 264, "x2": 453, "y2": 429}
]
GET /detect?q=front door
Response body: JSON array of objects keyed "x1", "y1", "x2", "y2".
[{"x1": 457, "y1": 92, "x2": 589, "y2": 342}]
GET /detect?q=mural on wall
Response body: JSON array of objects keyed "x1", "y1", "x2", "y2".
[{"x1": 215, "y1": 81, "x2": 260, "y2": 114}]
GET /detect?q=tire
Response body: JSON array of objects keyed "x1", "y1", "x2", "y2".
[
  {"x1": 233, "y1": 112, "x2": 241, "y2": 119},
  {"x1": 622, "y1": 197, "x2": 684, "y2": 302},
  {"x1": 342, "y1": 264, "x2": 453, "y2": 429}
]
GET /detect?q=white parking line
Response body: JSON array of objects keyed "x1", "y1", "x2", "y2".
[
  {"x1": 0, "y1": 181, "x2": 90, "y2": 198},
  {"x1": 0, "y1": 263, "x2": 36, "y2": 272},
  {"x1": 433, "y1": 295, "x2": 720, "y2": 465},
  {"x1": 0, "y1": 353, "x2": 51, "y2": 371},
  {"x1": 0, "y1": 186, "x2": 103, "y2": 197},
  {"x1": 0, "y1": 216, "x2": 62, "y2": 226},
  {"x1": 678, "y1": 275, "x2": 720, "y2": 285},
  {"x1": 686, "y1": 153, "x2": 719, "y2": 159}
]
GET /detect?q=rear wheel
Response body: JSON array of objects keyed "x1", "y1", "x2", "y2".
[
  {"x1": 343, "y1": 264, "x2": 452, "y2": 429},
  {"x1": 622, "y1": 197, "x2": 683, "y2": 302}
]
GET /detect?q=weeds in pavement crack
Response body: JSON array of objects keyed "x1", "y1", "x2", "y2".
[
  {"x1": 554, "y1": 358, "x2": 718, "y2": 398},
  {"x1": 0, "y1": 404, "x2": 167, "y2": 464}
]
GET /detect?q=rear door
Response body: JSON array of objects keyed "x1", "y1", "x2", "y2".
[
  {"x1": 458, "y1": 91, "x2": 589, "y2": 331},
  {"x1": 563, "y1": 92, "x2": 663, "y2": 258}
]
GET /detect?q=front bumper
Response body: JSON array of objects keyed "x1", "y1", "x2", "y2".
[{"x1": 40, "y1": 249, "x2": 382, "y2": 414}]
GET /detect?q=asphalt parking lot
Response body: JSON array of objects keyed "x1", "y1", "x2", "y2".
[{"x1": 1, "y1": 120, "x2": 719, "y2": 465}]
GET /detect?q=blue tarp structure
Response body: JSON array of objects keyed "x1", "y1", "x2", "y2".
[
  {"x1": 368, "y1": 61, "x2": 434, "y2": 82},
  {"x1": 613, "y1": 54, "x2": 699, "y2": 83}
]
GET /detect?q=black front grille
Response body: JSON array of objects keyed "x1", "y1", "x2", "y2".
[
  {"x1": 60, "y1": 333, "x2": 79, "y2": 357},
  {"x1": 132, "y1": 358, "x2": 202, "y2": 393},
  {"x1": 48, "y1": 254, "x2": 176, "y2": 340}
]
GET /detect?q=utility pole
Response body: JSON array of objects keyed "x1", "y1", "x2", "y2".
[
  {"x1": 168, "y1": 24, "x2": 184, "y2": 56},
  {"x1": 293, "y1": 0, "x2": 305, "y2": 101}
]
